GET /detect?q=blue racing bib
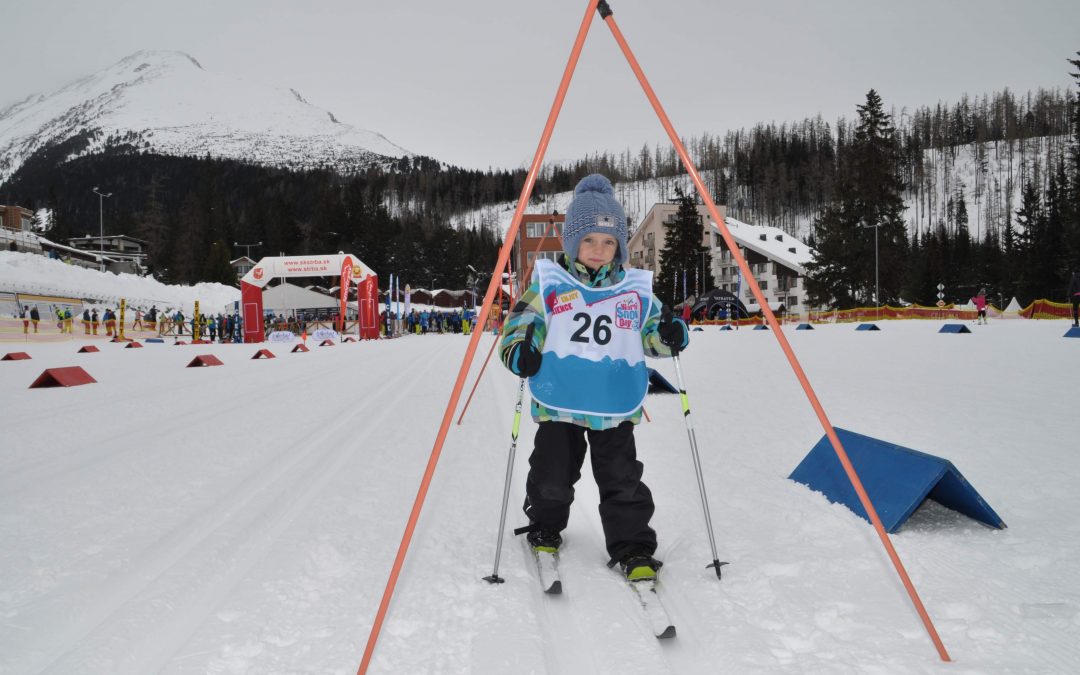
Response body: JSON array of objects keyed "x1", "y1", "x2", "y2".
[{"x1": 528, "y1": 259, "x2": 653, "y2": 416}]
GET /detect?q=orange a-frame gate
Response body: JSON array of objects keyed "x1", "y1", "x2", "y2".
[
  {"x1": 239, "y1": 254, "x2": 379, "y2": 342},
  {"x1": 357, "y1": 2, "x2": 951, "y2": 671}
]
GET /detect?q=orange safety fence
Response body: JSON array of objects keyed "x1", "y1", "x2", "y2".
[{"x1": 683, "y1": 299, "x2": 1075, "y2": 327}]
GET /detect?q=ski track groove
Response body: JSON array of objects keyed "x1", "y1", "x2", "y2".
[
  {"x1": 483, "y1": 367, "x2": 602, "y2": 675},
  {"x1": 576, "y1": 507, "x2": 679, "y2": 675},
  {"x1": 15, "y1": 342, "x2": 450, "y2": 675},
  {"x1": 519, "y1": 538, "x2": 604, "y2": 675},
  {"x1": 0, "y1": 343, "x2": 354, "y2": 482},
  {"x1": 0, "y1": 361, "x2": 339, "y2": 496},
  {"x1": 1, "y1": 344, "x2": 239, "y2": 434}
]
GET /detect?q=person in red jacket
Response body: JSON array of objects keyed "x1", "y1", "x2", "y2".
[{"x1": 972, "y1": 288, "x2": 988, "y2": 325}]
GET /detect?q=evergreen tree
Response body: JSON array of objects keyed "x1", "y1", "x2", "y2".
[
  {"x1": 953, "y1": 188, "x2": 973, "y2": 288},
  {"x1": 654, "y1": 187, "x2": 707, "y2": 306},
  {"x1": 135, "y1": 173, "x2": 171, "y2": 275},
  {"x1": 171, "y1": 192, "x2": 206, "y2": 284},
  {"x1": 805, "y1": 90, "x2": 907, "y2": 308},
  {"x1": 1065, "y1": 52, "x2": 1080, "y2": 273},
  {"x1": 201, "y1": 240, "x2": 237, "y2": 285},
  {"x1": 1013, "y1": 182, "x2": 1044, "y2": 302}
]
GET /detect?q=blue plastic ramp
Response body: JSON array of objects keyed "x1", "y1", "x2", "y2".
[
  {"x1": 753, "y1": 324, "x2": 769, "y2": 331},
  {"x1": 789, "y1": 428, "x2": 1005, "y2": 533},
  {"x1": 647, "y1": 368, "x2": 678, "y2": 394},
  {"x1": 1064, "y1": 326, "x2": 1080, "y2": 338},
  {"x1": 855, "y1": 323, "x2": 880, "y2": 331},
  {"x1": 719, "y1": 325, "x2": 733, "y2": 331},
  {"x1": 939, "y1": 324, "x2": 972, "y2": 334},
  {"x1": 796, "y1": 323, "x2": 814, "y2": 330}
]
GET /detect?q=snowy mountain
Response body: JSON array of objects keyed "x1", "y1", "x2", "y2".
[{"x1": 0, "y1": 50, "x2": 411, "y2": 184}]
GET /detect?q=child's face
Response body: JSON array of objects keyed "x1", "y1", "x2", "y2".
[{"x1": 577, "y1": 233, "x2": 618, "y2": 271}]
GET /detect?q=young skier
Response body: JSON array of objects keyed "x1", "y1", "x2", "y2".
[
  {"x1": 499, "y1": 174, "x2": 689, "y2": 582},
  {"x1": 972, "y1": 288, "x2": 988, "y2": 325}
]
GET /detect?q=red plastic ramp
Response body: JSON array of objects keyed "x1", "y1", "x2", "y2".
[
  {"x1": 78, "y1": 346, "x2": 100, "y2": 353},
  {"x1": 2, "y1": 352, "x2": 31, "y2": 361},
  {"x1": 292, "y1": 344, "x2": 309, "y2": 353},
  {"x1": 125, "y1": 342, "x2": 144, "y2": 348},
  {"x1": 320, "y1": 339, "x2": 335, "y2": 347},
  {"x1": 252, "y1": 349, "x2": 276, "y2": 359},
  {"x1": 29, "y1": 366, "x2": 97, "y2": 388},
  {"x1": 187, "y1": 354, "x2": 223, "y2": 367}
]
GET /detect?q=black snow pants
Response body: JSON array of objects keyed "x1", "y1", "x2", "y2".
[{"x1": 523, "y1": 420, "x2": 656, "y2": 563}]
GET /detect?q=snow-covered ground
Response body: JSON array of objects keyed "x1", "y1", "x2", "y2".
[
  {"x1": 1, "y1": 315, "x2": 1077, "y2": 674},
  {"x1": 0, "y1": 251, "x2": 239, "y2": 315}
]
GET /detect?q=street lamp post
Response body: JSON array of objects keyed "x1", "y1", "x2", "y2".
[
  {"x1": 233, "y1": 241, "x2": 262, "y2": 259},
  {"x1": 92, "y1": 187, "x2": 112, "y2": 272},
  {"x1": 860, "y1": 219, "x2": 883, "y2": 321}
]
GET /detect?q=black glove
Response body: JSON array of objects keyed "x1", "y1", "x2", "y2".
[
  {"x1": 658, "y1": 311, "x2": 689, "y2": 354},
  {"x1": 507, "y1": 340, "x2": 542, "y2": 377},
  {"x1": 506, "y1": 323, "x2": 542, "y2": 377}
]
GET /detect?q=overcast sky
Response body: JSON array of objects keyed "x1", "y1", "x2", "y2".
[{"x1": 3, "y1": 0, "x2": 1077, "y2": 170}]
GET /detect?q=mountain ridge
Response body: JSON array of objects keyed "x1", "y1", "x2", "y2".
[{"x1": 0, "y1": 50, "x2": 411, "y2": 183}]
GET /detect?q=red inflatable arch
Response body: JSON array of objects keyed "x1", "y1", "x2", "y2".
[{"x1": 240, "y1": 254, "x2": 379, "y2": 343}]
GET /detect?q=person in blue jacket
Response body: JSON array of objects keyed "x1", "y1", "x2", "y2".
[{"x1": 499, "y1": 174, "x2": 689, "y2": 581}]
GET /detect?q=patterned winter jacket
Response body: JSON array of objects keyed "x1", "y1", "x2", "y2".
[{"x1": 499, "y1": 255, "x2": 678, "y2": 430}]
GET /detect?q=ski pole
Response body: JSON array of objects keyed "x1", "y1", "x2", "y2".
[
  {"x1": 483, "y1": 324, "x2": 533, "y2": 584},
  {"x1": 666, "y1": 311, "x2": 727, "y2": 579}
]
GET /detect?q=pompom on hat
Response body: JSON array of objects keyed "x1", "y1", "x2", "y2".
[{"x1": 562, "y1": 174, "x2": 628, "y2": 267}]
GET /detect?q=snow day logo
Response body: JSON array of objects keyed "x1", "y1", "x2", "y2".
[{"x1": 614, "y1": 295, "x2": 642, "y2": 330}]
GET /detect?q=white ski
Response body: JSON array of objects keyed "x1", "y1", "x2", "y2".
[
  {"x1": 627, "y1": 578, "x2": 676, "y2": 639},
  {"x1": 532, "y1": 547, "x2": 562, "y2": 594}
]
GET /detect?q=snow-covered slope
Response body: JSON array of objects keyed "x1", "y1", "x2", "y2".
[
  {"x1": 449, "y1": 134, "x2": 1066, "y2": 245},
  {"x1": 0, "y1": 50, "x2": 410, "y2": 183},
  {"x1": 1, "y1": 320, "x2": 1077, "y2": 673},
  {"x1": 0, "y1": 250, "x2": 238, "y2": 314}
]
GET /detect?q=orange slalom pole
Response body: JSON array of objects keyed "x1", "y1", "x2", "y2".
[
  {"x1": 599, "y1": 5, "x2": 950, "y2": 662},
  {"x1": 355, "y1": 2, "x2": 600, "y2": 673},
  {"x1": 456, "y1": 336, "x2": 499, "y2": 425},
  {"x1": 457, "y1": 219, "x2": 562, "y2": 425}
]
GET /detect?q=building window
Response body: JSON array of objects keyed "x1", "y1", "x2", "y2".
[
  {"x1": 788, "y1": 296, "x2": 799, "y2": 306},
  {"x1": 21, "y1": 215, "x2": 33, "y2": 231},
  {"x1": 760, "y1": 281, "x2": 768, "y2": 290}
]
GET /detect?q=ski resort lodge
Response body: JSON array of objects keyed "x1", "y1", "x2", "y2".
[{"x1": 627, "y1": 202, "x2": 815, "y2": 317}]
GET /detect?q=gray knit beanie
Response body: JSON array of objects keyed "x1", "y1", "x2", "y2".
[{"x1": 562, "y1": 174, "x2": 628, "y2": 267}]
